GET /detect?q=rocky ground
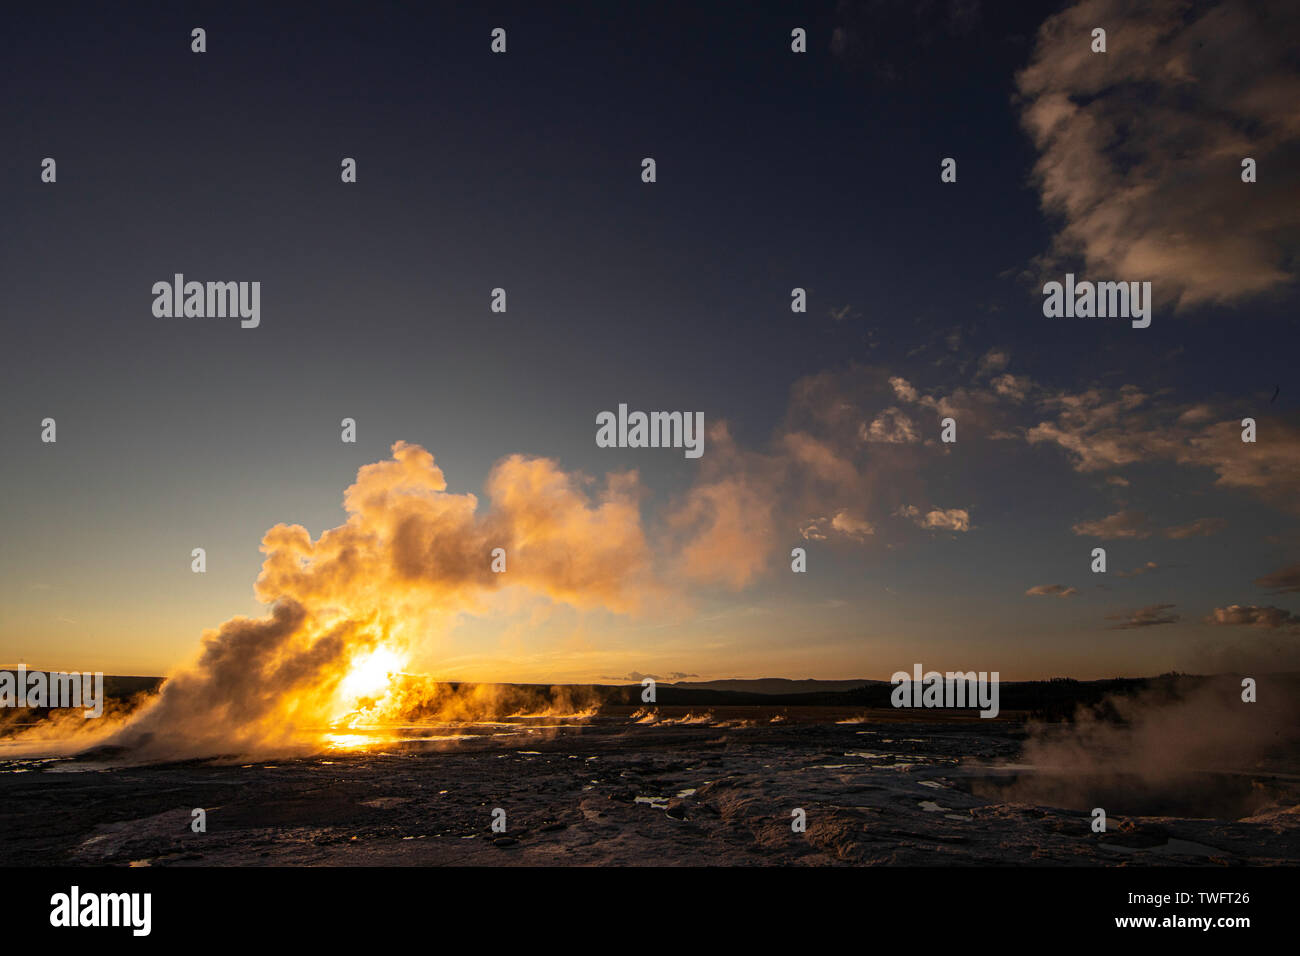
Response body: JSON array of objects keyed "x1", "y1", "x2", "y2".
[{"x1": 2, "y1": 707, "x2": 1297, "y2": 866}]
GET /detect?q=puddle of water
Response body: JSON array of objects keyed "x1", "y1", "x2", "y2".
[
  {"x1": 45, "y1": 762, "x2": 114, "y2": 774},
  {"x1": 919, "y1": 800, "x2": 952, "y2": 813}
]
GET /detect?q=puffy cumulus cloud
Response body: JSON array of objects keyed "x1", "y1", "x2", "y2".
[
  {"x1": 897, "y1": 504, "x2": 972, "y2": 533},
  {"x1": 830, "y1": 510, "x2": 876, "y2": 539},
  {"x1": 860, "y1": 407, "x2": 920, "y2": 444},
  {"x1": 888, "y1": 376, "x2": 920, "y2": 403},
  {"x1": 1206, "y1": 604, "x2": 1300, "y2": 631},
  {"x1": 1107, "y1": 603, "x2": 1180, "y2": 630},
  {"x1": 1256, "y1": 563, "x2": 1300, "y2": 594},
  {"x1": 1026, "y1": 584, "x2": 1079, "y2": 598},
  {"x1": 1017, "y1": 0, "x2": 1300, "y2": 309},
  {"x1": 1028, "y1": 384, "x2": 1300, "y2": 514},
  {"x1": 1027, "y1": 385, "x2": 1160, "y2": 472},
  {"x1": 1071, "y1": 509, "x2": 1152, "y2": 540},
  {"x1": 990, "y1": 373, "x2": 1032, "y2": 403},
  {"x1": 802, "y1": 509, "x2": 875, "y2": 542},
  {"x1": 885, "y1": 370, "x2": 1034, "y2": 435},
  {"x1": 798, "y1": 518, "x2": 829, "y2": 542}
]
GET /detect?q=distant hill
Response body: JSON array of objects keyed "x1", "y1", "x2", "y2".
[
  {"x1": 4, "y1": 671, "x2": 1296, "y2": 724},
  {"x1": 664, "y1": 678, "x2": 881, "y2": 695},
  {"x1": 0, "y1": 671, "x2": 162, "y2": 701}
]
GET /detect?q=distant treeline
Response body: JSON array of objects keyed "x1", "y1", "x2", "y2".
[
  {"x1": 3, "y1": 671, "x2": 1289, "y2": 725},
  {"x1": 581, "y1": 676, "x2": 1164, "y2": 716},
  {"x1": 0, "y1": 672, "x2": 162, "y2": 702}
]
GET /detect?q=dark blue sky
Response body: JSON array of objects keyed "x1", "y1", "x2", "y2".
[{"x1": 2, "y1": 0, "x2": 1297, "y2": 680}]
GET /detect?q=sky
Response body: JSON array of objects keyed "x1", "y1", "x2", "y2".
[{"x1": 1, "y1": 0, "x2": 1298, "y2": 682}]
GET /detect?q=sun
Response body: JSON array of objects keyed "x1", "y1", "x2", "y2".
[{"x1": 337, "y1": 646, "x2": 405, "y2": 705}]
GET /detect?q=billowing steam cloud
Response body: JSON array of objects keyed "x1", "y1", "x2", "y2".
[
  {"x1": 67, "y1": 442, "x2": 655, "y2": 761},
  {"x1": 994, "y1": 676, "x2": 1300, "y2": 819}
]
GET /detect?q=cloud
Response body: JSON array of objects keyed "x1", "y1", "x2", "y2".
[
  {"x1": 1107, "y1": 603, "x2": 1180, "y2": 629},
  {"x1": 831, "y1": 509, "x2": 875, "y2": 540},
  {"x1": 1072, "y1": 509, "x2": 1151, "y2": 539},
  {"x1": 1205, "y1": 604, "x2": 1300, "y2": 631},
  {"x1": 1163, "y1": 517, "x2": 1227, "y2": 539},
  {"x1": 1255, "y1": 562, "x2": 1300, "y2": 594},
  {"x1": 801, "y1": 509, "x2": 875, "y2": 542},
  {"x1": 1073, "y1": 512, "x2": 1223, "y2": 540},
  {"x1": 781, "y1": 432, "x2": 862, "y2": 487},
  {"x1": 1016, "y1": 0, "x2": 1300, "y2": 309},
  {"x1": 667, "y1": 363, "x2": 1003, "y2": 583},
  {"x1": 975, "y1": 348, "x2": 1010, "y2": 378},
  {"x1": 860, "y1": 407, "x2": 920, "y2": 443},
  {"x1": 887, "y1": 370, "x2": 1029, "y2": 434},
  {"x1": 605, "y1": 671, "x2": 699, "y2": 683},
  {"x1": 1028, "y1": 385, "x2": 1300, "y2": 514},
  {"x1": 888, "y1": 376, "x2": 920, "y2": 403},
  {"x1": 897, "y1": 504, "x2": 971, "y2": 532},
  {"x1": 990, "y1": 373, "x2": 1031, "y2": 403},
  {"x1": 1027, "y1": 385, "x2": 1156, "y2": 472},
  {"x1": 1025, "y1": 584, "x2": 1079, "y2": 598},
  {"x1": 1114, "y1": 561, "x2": 1159, "y2": 578}
]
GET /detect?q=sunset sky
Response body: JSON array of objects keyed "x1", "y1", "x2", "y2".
[{"x1": 2, "y1": 0, "x2": 1297, "y2": 682}]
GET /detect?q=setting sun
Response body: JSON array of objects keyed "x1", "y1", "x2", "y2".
[{"x1": 337, "y1": 647, "x2": 405, "y2": 708}]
